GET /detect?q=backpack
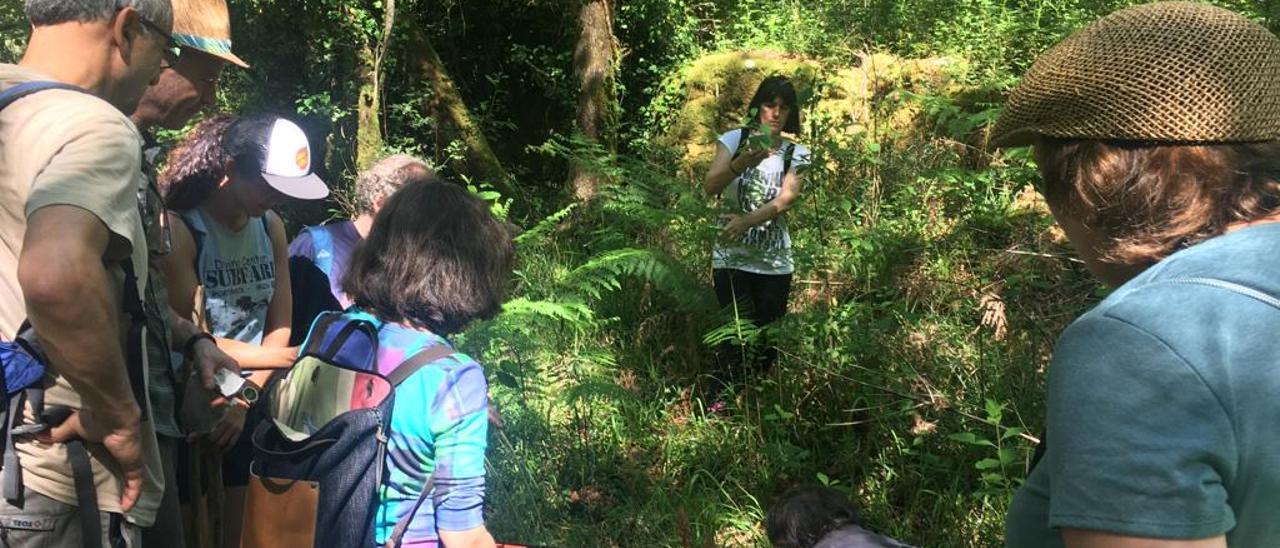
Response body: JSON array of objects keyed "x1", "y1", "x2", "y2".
[
  {"x1": 243, "y1": 311, "x2": 454, "y2": 548},
  {"x1": 0, "y1": 80, "x2": 150, "y2": 548},
  {"x1": 298, "y1": 223, "x2": 353, "y2": 308}
]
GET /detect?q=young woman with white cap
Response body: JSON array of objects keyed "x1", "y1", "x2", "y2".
[{"x1": 159, "y1": 112, "x2": 329, "y2": 548}]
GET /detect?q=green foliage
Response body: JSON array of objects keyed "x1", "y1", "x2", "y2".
[
  {"x1": 0, "y1": 3, "x2": 24, "y2": 64},
  {"x1": 2, "y1": 1, "x2": 1269, "y2": 545}
]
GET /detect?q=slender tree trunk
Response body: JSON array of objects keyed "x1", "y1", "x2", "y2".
[
  {"x1": 402, "y1": 26, "x2": 518, "y2": 199},
  {"x1": 355, "y1": 45, "x2": 382, "y2": 170},
  {"x1": 570, "y1": 0, "x2": 618, "y2": 201},
  {"x1": 355, "y1": 0, "x2": 397, "y2": 170}
]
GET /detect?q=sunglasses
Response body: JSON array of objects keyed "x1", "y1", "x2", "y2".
[{"x1": 134, "y1": 13, "x2": 182, "y2": 70}]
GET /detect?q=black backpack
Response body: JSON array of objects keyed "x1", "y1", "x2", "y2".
[
  {"x1": 244, "y1": 311, "x2": 454, "y2": 548},
  {"x1": 0, "y1": 81, "x2": 150, "y2": 548}
]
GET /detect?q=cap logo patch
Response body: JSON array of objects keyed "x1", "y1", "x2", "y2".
[{"x1": 295, "y1": 147, "x2": 310, "y2": 171}]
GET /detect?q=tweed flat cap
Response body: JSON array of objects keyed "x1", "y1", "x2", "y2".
[{"x1": 991, "y1": 2, "x2": 1280, "y2": 147}]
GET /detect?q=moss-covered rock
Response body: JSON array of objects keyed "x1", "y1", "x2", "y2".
[{"x1": 649, "y1": 49, "x2": 974, "y2": 177}]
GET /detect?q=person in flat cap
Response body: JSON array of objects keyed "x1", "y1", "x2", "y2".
[{"x1": 992, "y1": 2, "x2": 1280, "y2": 547}]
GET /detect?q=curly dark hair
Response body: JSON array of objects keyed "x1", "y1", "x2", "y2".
[
  {"x1": 342, "y1": 176, "x2": 515, "y2": 335},
  {"x1": 160, "y1": 113, "x2": 283, "y2": 210},
  {"x1": 159, "y1": 113, "x2": 238, "y2": 210}
]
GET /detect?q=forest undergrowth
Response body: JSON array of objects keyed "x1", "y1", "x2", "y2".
[
  {"x1": 4, "y1": 1, "x2": 1273, "y2": 546},
  {"x1": 459, "y1": 70, "x2": 1100, "y2": 546}
]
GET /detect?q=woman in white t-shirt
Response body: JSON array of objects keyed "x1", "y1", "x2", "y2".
[{"x1": 701, "y1": 75, "x2": 810, "y2": 412}]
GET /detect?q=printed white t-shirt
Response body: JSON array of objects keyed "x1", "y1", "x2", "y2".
[{"x1": 711, "y1": 129, "x2": 810, "y2": 275}]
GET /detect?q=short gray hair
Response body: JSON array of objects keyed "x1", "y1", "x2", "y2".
[
  {"x1": 355, "y1": 154, "x2": 434, "y2": 214},
  {"x1": 25, "y1": 0, "x2": 172, "y2": 29}
]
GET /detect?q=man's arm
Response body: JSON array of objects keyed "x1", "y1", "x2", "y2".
[
  {"x1": 168, "y1": 307, "x2": 238, "y2": 390},
  {"x1": 19, "y1": 204, "x2": 143, "y2": 510}
]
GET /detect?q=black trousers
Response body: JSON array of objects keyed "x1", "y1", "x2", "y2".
[{"x1": 711, "y1": 268, "x2": 792, "y2": 388}]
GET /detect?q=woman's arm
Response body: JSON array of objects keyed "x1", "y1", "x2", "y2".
[
  {"x1": 1063, "y1": 529, "x2": 1226, "y2": 548},
  {"x1": 161, "y1": 212, "x2": 296, "y2": 372},
  {"x1": 703, "y1": 142, "x2": 769, "y2": 196},
  {"x1": 721, "y1": 168, "x2": 804, "y2": 240},
  {"x1": 240, "y1": 211, "x2": 297, "y2": 386},
  {"x1": 438, "y1": 526, "x2": 496, "y2": 548},
  {"x1": 427, "y1": 365, "x2": 491, "y2": 547}
]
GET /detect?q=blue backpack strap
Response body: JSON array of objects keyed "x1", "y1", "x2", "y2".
[
  {"x1": 782, "y1": 142, "x2": 796, "y2": 175},
  {"x1": 177, "y1": 210, "x2": 207, "y2": 274},
  {"x1": 0, "y1": 81, "x2": 85, "y2": 112}
]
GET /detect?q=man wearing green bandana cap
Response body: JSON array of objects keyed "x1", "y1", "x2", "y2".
[{"x1": 129, "y1": 0, "x2": 248, "y2": 545}]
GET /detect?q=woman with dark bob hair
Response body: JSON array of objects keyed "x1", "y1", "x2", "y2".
[
  {"x1": 335, "y1": 176, "x2": 513, "y2": 547},
  {"x1": 701, "y1": 75, "x2": 810, "y2": 412},
  {"x1": 993, "y1": 3, "x2": 1280, "y2": 547}
]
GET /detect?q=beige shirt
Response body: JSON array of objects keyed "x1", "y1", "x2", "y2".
[{"x1": 0, "y1": 64, "x2": 162, "y2": 525}]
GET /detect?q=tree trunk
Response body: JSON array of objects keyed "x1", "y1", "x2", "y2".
[
  {"x1": 354, "y1": 0, "x2": 397, "y2": 171},
  {"x1": 402, "y1": 26, "x2": 519, "y2": 199},
  {"x1": 355, "y1": 45, "x2": 382, "y2": 171},
  {"x1": 570, "y1": 0, "x2": 618, "y2": 201}
]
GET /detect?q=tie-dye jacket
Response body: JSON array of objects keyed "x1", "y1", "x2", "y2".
[{"x1": 342, "y1": 309, "x2": 489, "y2": 545}]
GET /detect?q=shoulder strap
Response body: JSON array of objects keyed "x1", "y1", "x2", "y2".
[
  {"x1": 380, "y1": 343, "x2": 454, "y2": 547},
  {"x1": 730, "y1": 127, "x2": 750, "y2": 159},
  {"x1": 782, "y1": 142, "x2": 796, "y2": 175},
  {"x1": 386, "y1": 344, "x2": 454, "y2": 387},
  {"x1": 178, "y1": 211, "x2": 207, "y2": 275},
  {"x1": 120, "y1": 261, "x2": 150, "y2": 419},
  {"x1": 259, "y1": 215, "x2": 276, "y2": 267},
  {"x1": 383, "y1": 473, "x2": 435, "y2": 548},
  {"x1": 0, "y1": 81, "x2": 84, "y2": 112}
]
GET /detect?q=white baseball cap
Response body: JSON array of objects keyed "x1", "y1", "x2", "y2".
[{"x1": 260, "y1": 119, "x2": 329, "y2": 200}]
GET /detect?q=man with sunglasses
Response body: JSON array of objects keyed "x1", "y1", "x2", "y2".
[
  {"x1": 0, "y1": 0, "x2": 178, "y2": 545},
  {"x1": 128, "y1": 0, "x2": 250, "y2": 545}
]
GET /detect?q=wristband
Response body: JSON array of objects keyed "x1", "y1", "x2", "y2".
[{"x1": 182, "y1": 332, "x2": 216, "y2": 360}]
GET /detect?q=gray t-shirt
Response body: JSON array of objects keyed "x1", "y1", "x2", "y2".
[
  {"x1": 179, "y1": 208, "x2": 275, "y2": 344},
  {"x1": 1006, "y1": 222, "x2": 1280, "y2": 546},
  {"x1": 711, "y1": 129, "x2": 810, "y2": 275}
]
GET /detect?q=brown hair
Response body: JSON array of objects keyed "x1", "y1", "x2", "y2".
[
  {"x1": 342, "y1": 177, "x2": 514, "y2": 334},
  {"x1": 1035, "y1": 137, "x2": 1280, "y2": 265}
]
